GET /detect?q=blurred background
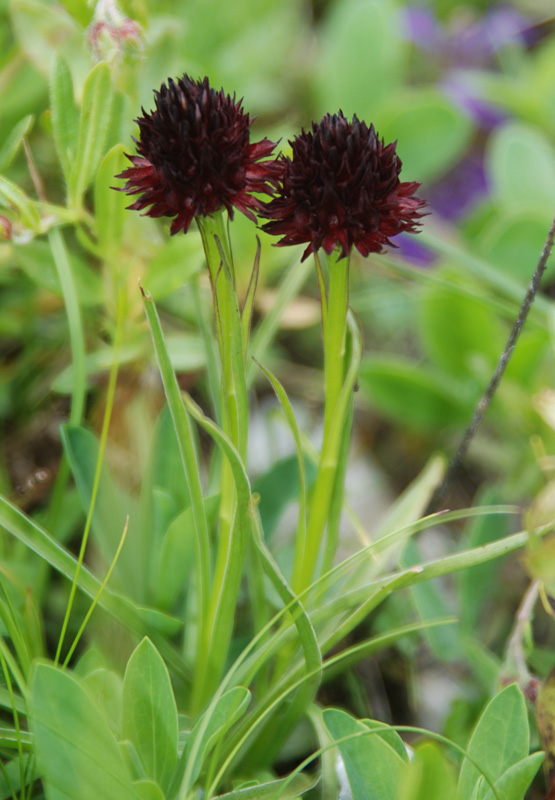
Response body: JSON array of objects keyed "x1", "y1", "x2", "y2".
[{"x1": 2, "y1": 0, "x2": 555, "y2": 784}]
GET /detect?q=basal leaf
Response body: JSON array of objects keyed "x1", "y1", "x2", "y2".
[
  {"x1": 122, "y1": 638, "x2": 178, "y2": 796},
  {"x1": 456, "y1": 684, "x2": 529, "y2": 800},
  {"x1": 28, "y1": 663, "x2": 138, "y2": 800},
  {"x1": 323, "y1": 708, "x2": 408, "y2": 800}
]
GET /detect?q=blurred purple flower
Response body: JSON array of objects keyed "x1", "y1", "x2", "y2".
[{"x1": 426, "y1": 153, "x2": 489, "y2": 221}]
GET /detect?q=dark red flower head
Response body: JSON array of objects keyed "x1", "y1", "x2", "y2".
[
  {"x1": 260, "y1": 111, "x2": 427, "y2": 261},
  {"x1": 115, "y1": 75, "x2": 282, "y2": 235}
]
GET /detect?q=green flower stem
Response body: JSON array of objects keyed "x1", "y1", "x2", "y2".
[
  {"x1": 194, "y1": 212, "x2": 250, "y2": 711},
  {"x1": 323, "y1": 250, "x2": 350, "y2": 440},
  {"x1": 293, "y1": 251, "x2": 353, "y2": 592}
]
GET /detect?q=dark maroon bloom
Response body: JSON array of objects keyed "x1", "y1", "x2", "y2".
[
  {"x1": 115, "y1": 75, "x2": 282, "y2": 235},
  {"x1": 260, "y1": 112, "x2": 426, "y2": 261}
]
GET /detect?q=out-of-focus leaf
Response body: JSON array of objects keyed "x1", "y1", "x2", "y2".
[
  {"x1": 69, "y1": 62, "x2": 114, "y2": 208},
  {"x1": 418, "y1": 281, "x2": 504, "y2": 377},
  {"x1": 358, "y1": 356, "x2": 469, "y2": 432},
  {"x1": 315, "y1": 0, "x2": 404, "y2": 119},
  {"x1": 487, "y1": 121, "x2": 555, "y2": 219},
  {"x1": 478, "y1": 212, "x2": 553, "y2": 283},
  {"x1": 50, "y1": 56, "x2": 79, "y2": 185},
  {"x1": 0, "y1": 115, "x2": 33, "y2": 172},
  {"x1": 0, "y1": 176, "x2": 40, "y2": 231},
  {"x1": 94, "y1": 144, "x2": 128, "y2": 263},
  {"x1": 378, "y1": 88, "x2": 473, "y2": 182},
  {"x1": 13, "y1": 240, "x2": 102, "y2": 306},
  {"x1": 537, "y1": 669, "x2": 555, "y2": 778},
  {"x1": 252, "y1": 454, "x2": 317, "y2": 540},
  {"x1": 213, "y1": 773, "x2": 318, "y2": 799}
]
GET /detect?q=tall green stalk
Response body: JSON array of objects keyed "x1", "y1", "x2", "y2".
[
  {"x1": 293, "y1": 249, "x2": 352, "y2": 592},
  {"x1": 193, "y1": 212, "x2": 250, "y2": 711}
]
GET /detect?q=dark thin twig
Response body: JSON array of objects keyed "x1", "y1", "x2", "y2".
[{"x1": 428, "y1": 215, "x2": 555, "y2": 513}]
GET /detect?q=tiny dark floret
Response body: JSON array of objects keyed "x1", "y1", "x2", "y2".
[
  {"x1": 115, "y1": 74, "x2": 282, "y2": 234},
  {"x1": 260, "y1": 111, "x2": 427, "y2": 261}
]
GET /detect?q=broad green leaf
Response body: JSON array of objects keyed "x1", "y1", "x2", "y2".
[
  {"x1": 10, "y1": 0, "x2": 86, "y2": 78},
  {"x1": 480, "y1": 753, "x2": 544, "y2": 800},
  {"x1": 122, "y1": 638, "x2": 178, "y2": 796},
  {"x1": 14, "y1": 240, "x2": 102, "y2": 306},
  {"x1": 358, "y1": 356, "x2": 469, "y2": 432},
  {"x1": 398, "y1": 742, "x2": 456, "y2": 800},
  {"x1": 81, "y1": 667, "x2": 123, "y2": 738},
  {"x1": 323, "y1": 708, "x2": 408, "y2": 800},
  {"x1": 145, "y1": 233, "x2": 205, "y2": 299},
  {"x1": 213, "y1": 773, "x2": 318, "y2": 799},
  {"x1": 94, "y1": 145, "x2": 128, "y2": 263},
  {"x1": 60, "y1": 424, "x2": 141, "y2": 599},
  {"x1": 0, "y1": 176, "x2": 40, "y2": 231},
  {"x1": 28, "y1": 663, "x2": 138, "y2": 800},
  {"x1": 0, "y1": 115, "x2": 34, "y2": 172},
  {"x1": 315, "y1": 0, "x2": 404, "y2": 118},
  {"x1": 69, "y1": 62, "x2": 114, "y2": 208},
  {"x1": 378, "y1": 88, "x2": 473, "y2": 182},
  {"x1": 487, "y1": 121, "x2": 555, "y2": 219},
  {"x1": 50, "y1": 56, "x2": 79, "y2": 184},
  {"x1": 418, "y1": 281, "x2": 504, "y2": 378},
  {"x1": 133, "y1": 780, "x2": 165, "y2": 800},
  {"x1": 155, "y1": 501, "x2": 220, "y2": 611},
  {"x1": 181, "y1": 687, "x2": 251, "y2": 790},
  {"x1": 456, "y1": 684, "x2": 529, "y2": 800},
  {"x1": 478, "y1": 211, "x2": 554, "y2": 283}
]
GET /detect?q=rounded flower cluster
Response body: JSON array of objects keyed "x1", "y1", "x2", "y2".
[
  {"x1": 116, "y1": 75, "x2": 282, "y2": 235},
  {"x1": 260, "y1": 111, "x2": 426, "y2": 261}
]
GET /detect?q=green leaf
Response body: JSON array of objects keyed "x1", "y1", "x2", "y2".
[
  {"x1": 315, "y1": 0, "x2": 404, "y2": 118},
  {"x1": 398, "y1": 742, "x2": 456, "y2": 800},
  {"x1": 0, "y1": 115, "x2": 34, "y2": 172},
  {"x1": 154, "y1": 496, "x2": 221, "y2": 610},
  {"x1": 0, "y1": 176, "x2": 41, "y2": 231},
  {"x1": 60, "y1": 424, "x2": 141, "y2": 599},
  {"x1": 28, "y1": 663, "x2": 139, "y2": 800},
  {"x1": 132, "y1": 780, "x2": 165, "y2": 800},
  {"x1": 69, "y1": 62, "x2": 113, "y2": 208},
  {"x1": 323, "y1": 708, "x2": 408, "y2": 800},
  {"x1": 14, "y1": 240, "x2": 103, "y2": 306},
  {"x1": 50, "y1": 56, "x2": 79, "y2": 184},
  {"x1": 81, "y1": 667, "x2": 123, "y2": 738},
  {"x1": 180, "y1": 687, "x2": 251, "y2": 791},
  {"x1": 487, "y1": 121, "x2": 555, "y2": 219},
  {"x1": 456, "y1": 684, "x2": 529, "y2": 800},
  {"x1": 122, "y1": 638, "x2": 179, "y2": 796},
  {"x1": 252, "y1": 455, "x2": 317, "y2": 540},
  {"x1": 213, "y1": 773, "x2": 318, "y2": 799},
  {"x1": 477, "y1": 212, "x2": 554, "y2": 283},
  {"x1": 480, "y1": 753, "x2": 544, "y2": 800},
  {"x1": 378, "y1": 88, "x2": 473, "y2": 182},
  {"x1": 418, "y1": 281, "x2": 504, "y2": 378},
  {"x1": 358, "y1": 356, "x2": 469, "y2": 432},
  {"x1": 94, "y1": 145, "x2": 128, "y2": 262}
]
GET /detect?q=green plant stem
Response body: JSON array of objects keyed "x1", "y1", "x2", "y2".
[
  {"x1": 194, "y1": 213, "x2": 251, "y2": 712},
  {"x1": 294, "y1": 256, "x2": 356, "y2": 593}
]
